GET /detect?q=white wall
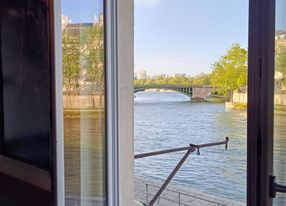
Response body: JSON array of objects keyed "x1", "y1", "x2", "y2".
[{"x1": 118, "y1": 0, "x2": 134, "y2": 205}]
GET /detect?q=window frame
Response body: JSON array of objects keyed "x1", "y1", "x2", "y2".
[
  {"x1": 105, "y1": 1, "x2": 120, "y2": 205},
  {"x1": 247, "y1": 0, "x2": 275, "y2": 205}
]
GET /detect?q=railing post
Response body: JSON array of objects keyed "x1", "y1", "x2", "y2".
[
  {"x1": 178, "y1": 192, "x2": 181, "y2": 206},
  {"x1": 146, "y1": 184, "x2": 149, "y2": 204}
]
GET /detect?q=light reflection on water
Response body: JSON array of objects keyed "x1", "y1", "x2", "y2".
[{"x1": 134, "y1": 91, "x2": 286, "y2": 204}]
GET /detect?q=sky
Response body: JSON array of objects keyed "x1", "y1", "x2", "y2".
[
  {"x1": 61, "y1": 0, "x2": 286, "y2": 76},
  {"x1": 134, "y1": 0, "x2": 249, "y2": 76},
  {"x1": 276, "y1": 0, "x2": 286, "y2": 31},
  {"x1": 61, "y1": 0, "x2": 103, "y2": 23}
]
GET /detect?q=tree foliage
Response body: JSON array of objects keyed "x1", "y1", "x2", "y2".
[
  {"x1": 83, "y1": 26, "x2": 105, "y2": 90},
  {"x1": 62, "y1": 23, "x2": 105, "y2": 93},
  {"x1": 134, "y1": 73, "x2": 211, "y2": 86},
  {"x1": 62, "y1": 34, "x2": 81, "y2": 93},
  {"x1": 210, "y1": 44, "x2": 248, "y2": 97},
  {"x1": 275, "y1": 45, "x2": 286, "y2": 84}
]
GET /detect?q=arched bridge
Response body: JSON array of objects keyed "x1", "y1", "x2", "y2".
[{"x1": 134, "y1": 84, "x2": 212, "y2": 102}]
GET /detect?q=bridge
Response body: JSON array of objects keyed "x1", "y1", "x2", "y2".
[{"x1": 134, "y1": 84, "x2": 212, "y2": 102}]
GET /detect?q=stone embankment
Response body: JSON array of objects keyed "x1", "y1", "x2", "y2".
[
  {"x1": 63, "y1": 95, "x2": 104, "y2": 109},
  {"x1": 226, "y1": 91, "x2": 286, "y2": 114}
]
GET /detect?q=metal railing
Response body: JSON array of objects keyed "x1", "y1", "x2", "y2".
[
  {"x1": 146, "y1": 183, "x2": 228, "y2": 206},
  {"x1": 135, "y1": 137, "x2": 229, "y2": 206}
]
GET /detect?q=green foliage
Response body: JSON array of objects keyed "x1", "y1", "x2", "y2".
[
  {"x1": 83, "y1": 26, "x2": 105, "y2": 90},
  {"x1": 190, "y1": 73, "x2": 211, "y2": 85},
  {"x1": 134, "y1": 73, "x2": 211, "y2": 86},
  {"x1": 210, "y1": 44, "x2": 248, "y2": 98},
  {"x1": 62, "y1": 23, "x2": 105, "y2": 93},
  {"x1": 62, "y1": 34, "x2": 81, "y2": 92},
  {"x1": 275, "y1": 45, "x2": 286, "y2": 84}
]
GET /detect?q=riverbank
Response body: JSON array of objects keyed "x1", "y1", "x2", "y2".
[
  {"x1": 64, "y1": 109, "x2": 104, "y2": 118},
  {"x1": 225, "y1": 102, "x2": 286, "y2": 115},
  {"x1": 226, "y1": 90, "x2": 286, "y2": 113},
  {"x1": 134, "y1": 177, "x2": 245, "y2": 206}
]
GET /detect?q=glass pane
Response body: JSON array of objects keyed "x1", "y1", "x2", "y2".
[
  {"x1": 134, "y1": 0, "x2": 248, "y2": 205},
  {"x1": 61, "y1": 1, "x2": 106, "y2": 205},
  {"x1": 274, "y1": 0, "x2": 286, "y2": 205},
  {"x1": 0, "y1": 0, "x2": 52, "y2": 170}
]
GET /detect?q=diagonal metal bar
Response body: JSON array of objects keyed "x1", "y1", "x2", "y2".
[{"x1": 148, "y1": 148, "x2": 195, "y2": 206}]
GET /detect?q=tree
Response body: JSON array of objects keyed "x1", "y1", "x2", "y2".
[
  {"x1": 210, "y1": 44, "x2": 248, "y2": 100},
  {"x1": 275, "y1": 45, "x2": 286, "y2": 85},
  {"x1": 191, "y1": 73, "x2": 211, "y2": 85},
  {"x1": 82, "y1": 25, "x2": 105, "y2": 91},
  {"x1": 62, "y1": 34, "x2": 81, "y2": 93},
  {"x1": 62, "y1": 22, "x2": 105, "y2": 94}
]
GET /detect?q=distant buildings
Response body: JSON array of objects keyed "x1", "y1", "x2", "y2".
[
  {"x1": 275, "y1": 30, "x2": 286, "y2": 43},
  {"x1": 61, "y1": 15, "x2": 71, "y2": 31},
  {"x1": 174, "y1": 73, "x2": 186, "y2": 78},
  {"x1": 61, "y1": 13, "x2": 104, "y2": 32},
  {"x1": 275, "y1": 30, "x2": 286, "y2": 48},
  {"x1": 134, "y1": 71, "x2": 192, "y2": 80},
  {"x1": 135, "y1": 70, "x2": 148, "y2": 79}
]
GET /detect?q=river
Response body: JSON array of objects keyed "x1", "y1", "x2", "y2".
[{"x1": 134, "y1": 91, "x2": 286, "y2": 205}]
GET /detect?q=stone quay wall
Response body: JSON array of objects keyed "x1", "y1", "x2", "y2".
[
  {"x1": 63, "y1": 95, "x2": 105, "y2": 109},
  {"x1": 232, "y1": 91, "x2": 286, "y2": 106}
]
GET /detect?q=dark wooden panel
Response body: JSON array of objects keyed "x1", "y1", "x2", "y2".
[
  {"x1": 0, "y1": 0, "x2": 52, "y2": 169},
  {"x1": 0, "y1": 173, "x2": 51, "y2": 206},
  {"x1": 248, "y1": 0, "x2": 275, "y2": 205}
]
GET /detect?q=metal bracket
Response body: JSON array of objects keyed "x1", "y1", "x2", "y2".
[{"x1": 269, "y1": 175, "x2": 286, "y2": 198}]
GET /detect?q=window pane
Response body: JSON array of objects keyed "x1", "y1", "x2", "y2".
[
  {"x1": 61, "y1": 1, "x2": 106, "y2": 205},
  {"x1": 274, "y1": 0, "x2": 286, "y2": 205},
  {"x1": 134, "y1": 0, "x2": 248, "y2": 205},
  {"x1": 0, "y1": 0, "x2": 52, "y2": 170}
]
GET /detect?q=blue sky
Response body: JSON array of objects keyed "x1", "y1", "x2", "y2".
[
  {"x1": 61, "y1": 0, "x2": 286, "y2": 76},
  {"x1": 135, "y1": 0, "x2": 249, "y2": 76},
  {"x1": 62, "y1": 0, "x2": 103, "y2": 23},
  {"x1": 276, "y1": 0, "x2": 286, "y2": 30}
]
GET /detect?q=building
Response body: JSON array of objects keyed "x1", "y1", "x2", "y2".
[
  {"x1": 136, "y1": 70, "x2": 148, "y2": 79},
  {"x1": 174, "y1": 73, "x2": 187, "y2": 78}
]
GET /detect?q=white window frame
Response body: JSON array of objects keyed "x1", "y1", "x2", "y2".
[
  {"x1": 105, "y1": 0, "x2": 120, "y2": 206},
  {"x1": 53, "y1": 0, "x2": 121, "y2": 205}
]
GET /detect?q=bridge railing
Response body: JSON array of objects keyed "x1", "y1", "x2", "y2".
[{"x1": 134, "y1": 84, "x2": 212, "y2": 88}]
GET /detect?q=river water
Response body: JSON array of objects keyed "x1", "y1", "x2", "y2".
[{"x1": 134, "y1": 91, "x2": 286, "y2": 205}]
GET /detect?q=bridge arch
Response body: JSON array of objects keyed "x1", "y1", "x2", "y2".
[
  {"x1": 134, "y1": 87, "x2": 192, "y2": 98},
  {"x1": 134, "y1": 85, "x2": 212, "y2": 101}
]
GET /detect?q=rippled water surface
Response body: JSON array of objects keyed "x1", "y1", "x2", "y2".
[{"x1": 134, "y1": 91, "x2": 286, "y2": 204}]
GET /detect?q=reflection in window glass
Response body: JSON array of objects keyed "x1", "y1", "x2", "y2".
[
  {"x1": 0, "y1": 0, "x2": 52, "y2": 170},
  {"x1": 61, "y1": 1, "x2": 106, "y2": 205},
  {"x1": 274, "y1": 0, "x2": 286, "y2": 205}
]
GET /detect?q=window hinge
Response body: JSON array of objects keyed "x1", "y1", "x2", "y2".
[{"x1": 269, "y1": 175, "x2": 286, "y2": 198}]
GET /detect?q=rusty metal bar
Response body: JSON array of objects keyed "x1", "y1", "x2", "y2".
[
  {"x1": 135, "y1": 146, "x2": 190, "y2": 159},
  {"x1": 190, "y1": 137, "x2": 229, "y2": 150},
  {"x1": 134, "y1": 137, "x2": 229, "y2": 159}
]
